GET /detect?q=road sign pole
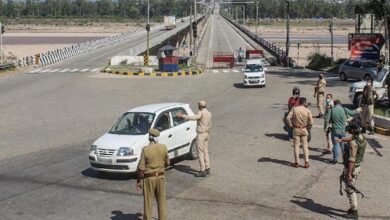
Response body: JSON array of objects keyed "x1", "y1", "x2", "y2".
[{"x1": 0, "y1": 23, "x2": 2, "y2": 64}]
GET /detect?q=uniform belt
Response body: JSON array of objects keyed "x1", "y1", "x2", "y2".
[
  {"x1": 293, "y1": 125, "x2": 307, "y2": 129},
  {"x1": 143, "y1": 171, "x2": 165, "y2": 178}
]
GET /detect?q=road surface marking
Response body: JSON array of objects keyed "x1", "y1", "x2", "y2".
[
  {"x1": 222, "y1": 70, "x2": 229, "y2": 73},
  {"x1": 49, "y1": 69, "x2": 60, "y2": 73},
  {"x1": 212, "y1": 70, "x2": 219, "y2": 73},
  {"x1": 70, "y1": 69, "x2": 79, "y2": 72},
  {"x1": 326, "y1": 77, "x2": 339, "y2": 80},
  {"x1": 29, "y1": 69, "x2": 42, "y2": 73},
  {"x1": 91, "y1": 68, "x2": 100, "y2": 72},
  {"x1": 81, "y1": 69, "x2": 89, "y2": 72},
  {"x1": 40, "y1": 69, "x2": 52, "y2": 73},
  {"x1": 217, "y1": 18, "x2": 234, "y2": 52},
  {"x1": 232, "y1": 70, "x2": 239, "y2": 73},
  {"x1": 59, "y1": 69, "x2": 69, "y2": 73}
]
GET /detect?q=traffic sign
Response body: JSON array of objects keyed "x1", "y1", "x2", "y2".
[{"x1": 348, "y1": 33, "x2": 385, "y2": 61}]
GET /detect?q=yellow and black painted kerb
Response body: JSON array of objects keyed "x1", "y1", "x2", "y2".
[
  {"x1": 375, "y1": 126, "x2": 390, "y2": 136},
  {"x1": 105, "y1": 69, "x2": 203, "y2": 77}
]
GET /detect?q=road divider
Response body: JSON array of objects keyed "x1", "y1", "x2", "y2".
[{"x1": 102, "y1": 69, "x2": 203, "y2": 77}]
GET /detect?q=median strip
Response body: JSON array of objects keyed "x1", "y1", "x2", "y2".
[{"x1": 102, "y1": 69, "x2": 203, "y2": 77}]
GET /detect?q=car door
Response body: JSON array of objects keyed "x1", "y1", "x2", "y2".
[
  {"x1": 169, "y1": 108, "x2": 193, "y2": 157},
  {"x1": 350, "y1": 61, "x2": 362, "y2": 79},
  {"x1": 153, "y1": 111, "x2": 174, "y2": 158}
]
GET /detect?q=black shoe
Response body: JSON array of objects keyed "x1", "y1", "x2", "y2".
[
  {"x1": 332, "y1": 160, "x2": 338, "y2": 164},
  {"x1": 346, "y1": 209, "x2": 353, "y2": 214},
  {"x1": 361, "y1": 128, "x2": 366, "y2": 134},
  {"x1": 368, "y1": 127, "x2": 375, "y2": 135},
  {"x1": 205, "y1": 168, "x2": 211, "y2": 175},
  {"x1": 195, "y1": 171, "x2": 206, "y2": 177},
  {"x1": 344, "y1": 210, "x2": 358, "y2": 219}
]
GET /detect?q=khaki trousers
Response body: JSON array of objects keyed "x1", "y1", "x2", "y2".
[
  {"x1": 197, "y1": 133, "x2": 210, "y2": 172},
  {"x1": 317, "y1": 93, "x2": 324, "y2": 115},
  {"x1": 143, "y1": 176, "x2": 167, "y2": 220},
  {"x1": 293, "y1": 128, "x2": 309, "y2": 163},
  {"x1": 346, "y1": 166, "x2": 361, "y2": 210},
  {"x1": 361, "y1": 104, "x2": 374, "y2": 128}
]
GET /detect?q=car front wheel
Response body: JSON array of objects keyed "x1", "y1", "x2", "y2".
[
  {"x1": 188, "y1": 140, "x2": 198, "y2": 160},
  {"x1": 340, "y1": 72, "x2": 347, "y2": 81}
]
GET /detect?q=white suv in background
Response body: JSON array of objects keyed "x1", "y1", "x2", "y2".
[
  {"x1": 243, "y1": 59, "x2": 267, "y2": 87},
  {"x1": 89, "y1": 103, "x2": 198, "y2": 173}
]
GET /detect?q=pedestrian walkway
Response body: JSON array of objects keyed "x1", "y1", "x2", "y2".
[{"x1": 29, "y1": 68, "x2": 101, "y2": 74}]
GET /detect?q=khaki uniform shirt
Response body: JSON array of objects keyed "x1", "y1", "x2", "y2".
[
  {"x1": 184, "y1": 108, "x2": 212, "y2": 134},
  {"x1": 137, "y1": 143, "x2": 169, "y2": 174},
  {"x1": 316, "y1": 78, "x2": 326, "y2": 93},
  {"x1": 286, "y1": 105, "x2": 314, "y2": 128}
]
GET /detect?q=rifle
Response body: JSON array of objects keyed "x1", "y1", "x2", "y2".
[{"x1": 339, "y1": 172, "x2": 365, "y2": 198}]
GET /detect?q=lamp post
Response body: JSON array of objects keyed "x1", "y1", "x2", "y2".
[
  {"x1": 385, "y1": 0, "x2": 390, "y2": 65},
  {"x1": 255, "y1": 3, "x2": 258, "y2": 36},
  {"x1": 285, "y1": 0, "x2": 290, "y2": 59}
]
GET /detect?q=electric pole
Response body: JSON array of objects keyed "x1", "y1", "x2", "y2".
[
  {"x1": 330, "y1": 18, "x2": 334, "y2": 65},
  {"x1": 285, "y1": 0, "x2": 290, "y2": 61}
]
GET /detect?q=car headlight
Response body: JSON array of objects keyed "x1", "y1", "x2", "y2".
[
  {"x1": 260, "y1": 74, "x2": 265, "y2": 78},
  {"x1": 244, "y1": 75, "x2": 248, "y2": 79},
  {"x1": 117, "y1": 147, "x2": 133, "y2": 156},
  {"x1": 90, "y1": 145, "x2": 97, "y2": 153}
]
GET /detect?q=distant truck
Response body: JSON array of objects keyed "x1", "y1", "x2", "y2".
[{"x1": 164, "y1": 16, "x2": 176, "y2": 30}]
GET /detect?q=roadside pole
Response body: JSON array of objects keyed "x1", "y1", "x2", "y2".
[
  {"x1": 194, "y1": 0, "x2": 197, "y2": 60},
  {"x1": 190, "y1": 5, "x2": 193, "y2": 57},
  {"x1": 285, "y1": 0, "x2": 290, "y2": 62},
  {"x1": 329, "y1": 17, "x2": 334, "y2": 65},
  {"x1": 255, "y1": 4, "x2": 258, "y2": 36},
  {"x1": 385, "y1": 0, "x2": 390, "y2": 65},
  {"x1": 0, "y1": 22, "x2": 3, "y2": 64},
  {"x1": 146, "y1": 24, "x2": 150, "y2": 67}
]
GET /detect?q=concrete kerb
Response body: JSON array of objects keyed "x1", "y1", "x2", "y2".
[
  {"x1": 374, "y1": 114, "x2": 390, "y2": 136},
  {"x1": 102, "y1": 69, "x2": 203, "y2": 77}
]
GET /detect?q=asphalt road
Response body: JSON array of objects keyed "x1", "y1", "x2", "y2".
[
  {"x1": 1, "y1": 11, "x2": 390, "y2": 220},
  {"x1": 3, "y1": 36, "x2": 105, "y2": 45}
]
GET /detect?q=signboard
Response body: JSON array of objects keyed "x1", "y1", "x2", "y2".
[{"x1": 348, "y1": 33, "x2": 385, "y2": 61}]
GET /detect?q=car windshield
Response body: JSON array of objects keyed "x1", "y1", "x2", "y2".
[
  {"x1": 376, "y1": 68, "x2": 389, "y2": 82},
  {"x1": 245, "y1": 64, "x2": 263, "y2": 72},
  {"x1": 109, "y1": 112, "x2": 155, "y2": 135}
]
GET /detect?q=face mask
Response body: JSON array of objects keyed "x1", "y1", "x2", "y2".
[
  {"x1": 326, "y1": 99, "x2": 331, "y2": 104},
  {"x1": 149, "y1": 136, "x2": 159, "y2": 143},
  {"x1": 367, "y1": 82, "x2": 372, "y2": 86}
]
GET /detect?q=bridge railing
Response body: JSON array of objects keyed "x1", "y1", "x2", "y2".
[{"x1": 221, "y1": 14, "x2": 296, "y2": 67}]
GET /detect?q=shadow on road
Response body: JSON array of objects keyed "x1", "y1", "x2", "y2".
[
  {"x1": 111, "y1": 211, "x2": 143, "y2": 220},
  {"x1": 265, "y1": 133, "x2": 290, "y2": 141},
  {"x1": 171, "y1": 164, "x2": 198, "y2": 175},
  {"x1": 233, "y1": 83, "x2": 246, "y2": 89},
  {"x1": 366, "y1": 138, "x2": 384, "y2": 157},
  {"x1": 81, "y1": 168, "x2": 135, "y2": 181},
  {"x1": 290, "y1": 196, "x2": 346, "y2": 218},
  {"x1": 257, "y1": 157, "x2": 294, "y2": 167}
]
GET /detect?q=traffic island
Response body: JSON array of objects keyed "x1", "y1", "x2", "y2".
[{"x1": 374, "y1": 106, "x2": 390, "y2": 136}]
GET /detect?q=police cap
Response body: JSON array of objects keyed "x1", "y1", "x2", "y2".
[
  {"x1": 198, "y1": 100, "x2": 207, "y2": 107},
  {"x1": 148, "y1": 128, "x2": 160, "y2": 137}
]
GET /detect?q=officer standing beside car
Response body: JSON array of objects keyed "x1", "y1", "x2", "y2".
[
  {"x1": 136, "y1": 129, "x2": 170, "y2": 220},
  {"x1": 177, "y1": 100, "x2": 212, "y2": 177}
]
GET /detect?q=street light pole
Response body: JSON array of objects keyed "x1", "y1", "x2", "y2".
[
  {"x1": 242, "y1": 5, "x2": 245, "y2": 25},
  {"x1": 193, "y1": 0, "x2": 197, "y2": 59},
  {"x1": 385, "y1": 0, "x2": 390, "y2": 65},
  {"x1": 255, "y1": 4, "x2": 258, "y2": 36},
  {"x1": 147, "y1": 0, "x2": 150, "y2": 23},
  {"x1": 285, "y1": 0, "x2": 290, "y2": 59}
]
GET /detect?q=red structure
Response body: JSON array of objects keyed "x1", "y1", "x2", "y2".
[
  {"x1": 246, "y1": 49, "x2": 264, "y2": 59},
  {"x1": 213, "y1": 52, "x2": 235, "y2": 68}
]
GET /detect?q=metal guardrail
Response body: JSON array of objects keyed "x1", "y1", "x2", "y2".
[
  {"x1": 221, "y1": 14, "x2": 296, "y2": 67},
  {"x1": 0, "y1": 63, "x2": 16, "y2": 71},
  {"x1": 14, "y1": 28, "x2": 145, "y2": 69}
]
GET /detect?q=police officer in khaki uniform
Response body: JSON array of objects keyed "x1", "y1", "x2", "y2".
[
  {"x1": 360, "y1": 82, "x2": 377, "y2": 135},
  {"x1": 336, "y1": 125, "x2": 367, "y2": 219},
  {"x1": 287, "y1": 97, "x2": 314, "y2": 168},
  {"x1": 136, "y1": 129, "x2": 170, "y2": 220},
  {"x1": 314, "y1": 73, "x2": 327, "y2": 118},
  {"x1": 178, "y1": 100, "x2": 212, "y2": 177}
]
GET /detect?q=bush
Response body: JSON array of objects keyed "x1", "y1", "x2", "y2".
[{"x1": 306, "y1": 53, "x2": 333, "y2": 70}]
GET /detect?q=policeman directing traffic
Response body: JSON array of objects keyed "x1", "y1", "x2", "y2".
[
  {"x1": 177, "y1": 100, "x2": 212, "y2": 177},
  {"x1": 136, "y1": 129, "x2": 170, "y2": 220}
]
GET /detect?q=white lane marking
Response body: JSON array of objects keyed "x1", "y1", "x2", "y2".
[
  {"x1": 29, "y1": 69, "x2": 41, "y2": 73},
  {"x1": 59, "y1": 69, "x2": 70, "y2": 73},
  {"x1": 40, "y1": 69, "x2": 52, "y2": 73},
  {"x1": 49, "y1": 69, "x2": 60, "y2": 73},
  {"x1": 217, "y1": 18, "x2": 234, "y2": 52},
  {"x1": 222, "y1": 70, "x2": 229, "y2": 73},
  {"x1": 81, "y1": 69, "x2": 89, "y2": 72},
  {"x1": 212, "y1": 70, "x2": 219, "y2": 73},
  {"x1": 326, "y1": 77, "x2": 340, "y2": 80},
  {"x1": 232, "y1": 69, "x2": 239, "y2": 73},
  {"x1": 70, "y1": 69, "x2": 79, "y2": 72},
  {"x1": 91, "y1": 68, "x2": 100, "y2": 72}
]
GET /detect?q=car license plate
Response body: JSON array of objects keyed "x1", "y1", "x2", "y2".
[
  {"x1": 97, "y1": 157, "x2": 112, "y2": 164},
  {"x1": 249, "y1": 80, "x2": 259, "y2": 83}
]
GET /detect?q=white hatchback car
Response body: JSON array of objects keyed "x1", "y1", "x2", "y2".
[
  {"x1": 89, "y1": 103, "x2": 198, "y2": 173},
  {"x1": 243, "y1": 59, "x2": 267, "y2": 87}
]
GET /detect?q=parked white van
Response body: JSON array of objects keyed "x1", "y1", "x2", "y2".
[
  {"x1": 243, "y1": 59, "x2": 267, "y2": 87},
  {"x1": 89, "y1": 103, "x2": 198, "y2": 173}
]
